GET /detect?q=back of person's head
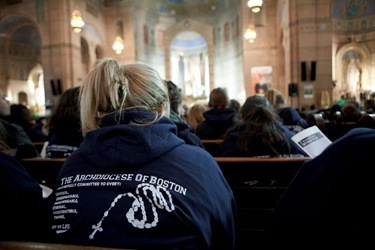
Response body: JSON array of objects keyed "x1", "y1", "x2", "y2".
[
  {"x1": 165, "y1": 80, "x2": 182, "y2": 114},
  {"x1": 8, "y1": 104, "x2": 32, "y2": 127},
  {"x1": 187, "y1": 103, "x2": 207, "y2": 131},
  {"x1": 240, "y1": 95, "x2": 271, "y2": 119},
  {"x1": 329, "y1": 104, "x2": 342, "y2": 120},
  {"x1": 265, "y1": 88, "x2": 285, "y2": 110},
  {"x1": 341, "y1": 101, "x2": 361, "y2": 122},
  {"x1": 238, "y1": 95, "x2": 288, "y2": 156},
  {"x1": 48, "y1": 86, "x2": 80, "y2": 131},
  {"x1": 255, "y1": 83, "x2": 268, "y2": 95},
  {"x1": 208, "y1": 87, "x2": 229, "y2": 109},
  {"x1": 363, "y1": 99, "x2": 374, "y2": 113},
  {"x1": 80, "y1": 58, "x2": 170, "y2": 136},
  {"x1": 230, "y1": 99, "x2": 241, "y2": 113}
]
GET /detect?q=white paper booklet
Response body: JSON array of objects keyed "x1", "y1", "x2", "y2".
[{"x1": 291, "y1": 125, "x2": 332, "y2": 158}]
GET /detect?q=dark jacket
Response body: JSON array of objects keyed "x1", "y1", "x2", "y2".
[
  {"x1": 0, "y1": 119, "x2": 39, "y2": 159},
  {"x1": 267, "y1": 127, "x2": 375, "y2": 247},
  {"x1": 49, "y1": 109, "x2": 236, "y2": 249},
  {"x1": 0, "y1": 151, "x2": 50, "y2": 241},
  {"x1": 46, "y1": 117, "x2": 83, "y2": 158},
  {"x1": 196, "y1": 108, "x2": 240, "y2": 140},
  {"x1": 277, "y1": 107, "x2": 308, "y2": 133},
  {"x1": 169, "y1": 111, "x2": 204, "y2": 148}
]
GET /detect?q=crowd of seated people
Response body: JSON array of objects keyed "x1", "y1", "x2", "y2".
[
  {"x1": 5, "y1": 104, "x2": 48, "y2": 143},
  {"x1": 2, "y1": 70, "x2": 375, "y2": 248},
  {"x1": 0, "y1": 90, "x2": 39, "y2": 159},
  {"x1": 214, "y1": 95, "x2": 307, "y2": 157}
]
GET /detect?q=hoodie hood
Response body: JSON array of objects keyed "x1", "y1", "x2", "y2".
[
  {"x1": 203, "y1": 108, "x2": 236, "y2": 123},
  {"x1": 78, "y1": 109, "x2": 185, "y2": 170}
]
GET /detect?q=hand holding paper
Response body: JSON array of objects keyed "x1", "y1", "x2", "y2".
[{"x1": 291, "y1": 125, "x2": 332, "y2": 158}]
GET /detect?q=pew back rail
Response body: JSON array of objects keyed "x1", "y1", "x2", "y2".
[{"x1": 214, "y1": 156, "x2": 310, "y2": 249}]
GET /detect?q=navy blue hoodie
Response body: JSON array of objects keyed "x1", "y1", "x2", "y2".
[
  {"x1": 50, "y1": 109, "x2": 236, "y2": 249},
  {"x1": 266, "y1": 127, "x2": 375, "y2": 247},
  {"x1": 196, "y1": 108, "x2": 240, "y2": 140},
  {"x1": 0, "y1": 151, "x2": 50, "y2": 241}
]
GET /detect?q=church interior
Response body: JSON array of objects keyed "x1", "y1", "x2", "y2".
[{"x1": 0, "y1": 0, "x2": 374, "y2": 117}]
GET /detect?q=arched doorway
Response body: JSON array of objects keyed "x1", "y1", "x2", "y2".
[
  {"x1": 0, "y1": 15, "x2": 44, "y2": 115},
  {"x1": 164, "y1": 18, "x2": 214, "y2": 106},
  {"x1": 170, "y1": 30, "x2": 209, "y2": 101},
  {"x1": 335, "y1": 43, "x2": 372, "y2": 103}
]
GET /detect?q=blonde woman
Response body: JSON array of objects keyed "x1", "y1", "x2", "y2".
[
  {"x1": 50, "y1": 58, "x2": 236, "y2": 249},
  {"x1": 186, "y1": 103, "x2": 207, "y2": 132}
]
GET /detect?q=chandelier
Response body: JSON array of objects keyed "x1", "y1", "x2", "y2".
[
  {"x1": 244, "y1": 26, "x2": 257, "y2": 43},
  {"x1": 71, "y1": 10, "x2": 85, "y2": 33},
  {"x1": 112, "y1": 36, "x2": 124, "y2": 54},
  {"x1": 247, "y1": 0, "x2": 263, "y2": 13}
]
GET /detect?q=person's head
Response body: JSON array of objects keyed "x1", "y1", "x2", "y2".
[
  {"x1": 363, "y1": 99, "x2": 375, "y2": 113},
  {"x1": 187, "y1": 103, "x2": 207, "y2": 131},
  {"x1": 48, "y1": 86, "x2": 81, "y2": 131},
  {"x1": 265, "y1": 88, "x2": 285, "y2": 110},
  {"x1": 230, "y1": 99, "x2": 241, "y2": 113},
  {"x1": 238, "y1": 95, "x2": 288, "y2": 156},
  {"x1": 80, "y1": 58, "x2": 170, "y2": 136},
  {"x1": 208, "y1": 87, "x2": 229, "y2": 109},
  {"x1": 0, "y1": 90, "x2": 11, "y2": 118},
  {"x1": 165, "y1": 80, "x2": 182, "y2": 114},
  {"x1": 255, "y1": 83, "x2": 268, "y2": 95},
  {"x1": 8, "y1": 104, "x2": 33, "y2": 126},
  {"x1": 240, "y1": 95, "x2": 272, "y2": 119},
  {"x1": 341, "y1": 100, "x2": 361, "y2": 122}
]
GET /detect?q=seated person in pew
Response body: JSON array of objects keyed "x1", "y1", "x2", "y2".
[
  {"x1": 266, "y1": 127, "x2": 375, "y2": 247},
  {"x1": 45, "y1": 86, "x2": 84, "y2": 158},
  {"x1": 5, "y1": 104, "x2": 48, "y2": 143},
  {"x1": 49, "y1": 58, "x2": 236, "y2": 249},
  {"x1": 0, "y1": 90, "x2": 39, "y2": 159},
  {"x1": 0, "y1": 121, "x2": 52, "y2": 242},
  {"x1": 196, "y1": 87, "x2": 241, "y2": 140},
  {"x1": 165, "y1": 80, "x2": 204, "y2": 148},
  {"x1": 215, "y1": 95, "x2": 307, "y2": 157},
  {"x1": 265, "y1": 88, "x2": 308, "y2": 133}
]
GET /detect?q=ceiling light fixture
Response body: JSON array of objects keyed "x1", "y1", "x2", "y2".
[
  {"x1": 244, "y1": 26, "x2": 257, "y2": 43},
  {"x1": 112, "y1": 36, "x2": 124, "y2": 54},
  {"x1": 71, "y1": 10, "x2": 85, "y2": 33},
  {"x1": 247, "y1": 0, "x2": 263, "y2": 13}
]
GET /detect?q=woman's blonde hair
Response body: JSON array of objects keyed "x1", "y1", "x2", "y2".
[
  {"x1": 80, "y1": 58, "x2": 170, "y2": 135},
  {"x1": 187, "y1": 104, "x2": 207, "y2": 132}
]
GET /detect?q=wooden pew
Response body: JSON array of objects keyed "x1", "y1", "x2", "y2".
[
  {"x1": 215, "y1": 156, "x2": 311, "y2": 249},
  {"x1": 201, "y1": 139, "x2": 224, "y2": 155},
  {"x1": 20, "y1": 157, "x2": 66, "y2": 188},
  {"x1": 0, "y1": 241, "x2": 127, "y2": 250}
]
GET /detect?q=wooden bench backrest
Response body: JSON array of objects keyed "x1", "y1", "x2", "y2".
[
  {"x1": 201, "y1": 139, "x2": 224, "y2": 155},
  {"x1": 214, "y1": 157, "x2": 310, "y2": 249},
  {"x1": 0, "y1": 241, "x2": 127, "y2": 250},
  {"x1": 20, "y1": 157, "x2": 66, "y2": 188}
]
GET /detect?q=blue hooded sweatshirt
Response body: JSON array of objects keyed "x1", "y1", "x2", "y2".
[
  {"x1": 50, "y1": 109, "x2": 236, "y2": 249},
  {"x1": 266, "y1": 127, "x2": 375, "y2": 247}
]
